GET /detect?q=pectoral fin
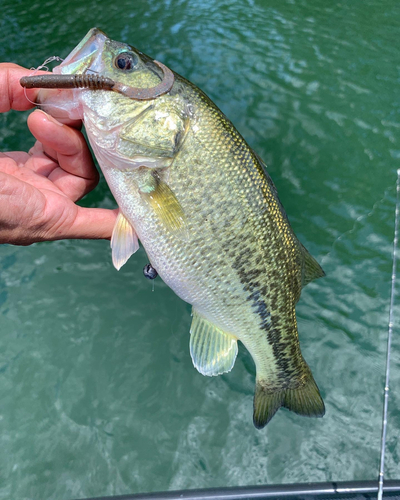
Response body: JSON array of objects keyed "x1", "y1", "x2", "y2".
[
  {"x1": 111, "y1": 212, "x2": 139, "y2": 271},
  {"x1": 141, "y1": 175, "x2": 187, "y2": 237},
  {"x1": 190, "y1": 309, "x2": 238, "y2": 376}
]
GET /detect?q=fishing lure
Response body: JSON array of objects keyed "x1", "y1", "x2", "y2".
[{"x1": 19, "y1": 60, "x2": 174, "y2": 101}]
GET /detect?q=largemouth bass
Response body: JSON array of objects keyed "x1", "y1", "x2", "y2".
[{"x1": 29, "y1": 28, "x2": 326, "y2": 428}]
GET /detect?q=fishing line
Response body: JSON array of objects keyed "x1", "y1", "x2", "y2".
[
  {"x1": 321, "y1": 183, "x2": 397, "y2": 268},
  {"x1": 377, "y1": 168, "x2": 400, "y2": 500},
  {"x1": 36, "y1": 55, "x2": 64, "y2": 71},
  {"x1": 23, "y1": 56, "x2": 64, "y2": 107}
]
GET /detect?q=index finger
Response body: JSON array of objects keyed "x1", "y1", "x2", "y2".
[
  {"x1": 0, "y1": 63, "x2": 48, "y2": 113},
  {"x1": 27, "y1": 109, "x2": 98, "y2": 200},
  {"x1": 28, "y1": 109, "x2": 95, "y2": 177}
]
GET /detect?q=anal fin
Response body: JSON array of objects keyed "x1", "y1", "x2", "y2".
[
  {"x1": 111, "y1": 211, "x2": 139, "y2": 271},
  {"x1": 190, "y1": 309, "x2": 238, "y2": 377},
  {"x1": 253, "y1": 371, "x2": 325, "y2": 429}
]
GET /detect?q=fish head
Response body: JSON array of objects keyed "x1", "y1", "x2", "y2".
[
  {"x1": 56, "y1": 28, "x2": 160, "y2": 88},
  {"x1": 37, "y1": 28, "x2": 162, "y2": 121}
]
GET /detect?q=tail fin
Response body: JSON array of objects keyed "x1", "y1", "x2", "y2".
[{"x1": 253, "y1": 373, "x2": 325, "y2": 429}]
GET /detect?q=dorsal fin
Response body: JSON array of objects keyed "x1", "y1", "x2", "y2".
[
  {"x1": 300, "y1": 242, "x2": 325, "y2": 287},
  {"x1": 254, "y1": 150, "x2": 325, "y2": 288}
]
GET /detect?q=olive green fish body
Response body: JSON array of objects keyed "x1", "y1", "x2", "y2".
[{"x1": 38, "y1": 29, "x2": 325, "y2": 428}]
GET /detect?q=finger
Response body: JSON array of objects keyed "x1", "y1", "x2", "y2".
[
  {"x1": 49, "y1": 207, "x2": 119, "y2": 241},
  {"x1": 71, "y1": 207, "x2": 119, "y2": 240},
  {"x1": 28, "y1": 110, "x2": 99, "y2": 199},
  {"x1": 28, "y1": 141, "x2": 60, "y2": 175},
  {"x1": 0, "y1": 150, "x2": 65, "y2": 197},
  {"x1": 42, "y1": 166, "x2": 96, "y2": 202},
  {"x1": 0, "y1": 151, "x2": 31, "y2": 167},
  {"x1": 28, "y1": 140, "x2": 65, "y2": 172},
  {"x1": 29, "y1": 140, "x2": 58, "y2": 162},
  {"x1": 28, "y1": 110, "x2": 96, "y2": 179},
  {"x1": 0, "y1": 63, "x2": 83, "y2": 128},
  {"x1": 0, "y1": 63, "x2": 42, "y2": 112}
]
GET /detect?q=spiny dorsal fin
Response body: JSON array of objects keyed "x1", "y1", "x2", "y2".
[
  {"x1": 111, "y1": 211, "x2": 139, "y2": 271},
  {"x1": 300, "y1": 242, "x2": 325, "y2": 287},
  {"x1": 253, "y1": 371, "x2": 325, "y2": 429},
  {"x1": 190, "y1": 309, "x2": 238, "y2": 377}
]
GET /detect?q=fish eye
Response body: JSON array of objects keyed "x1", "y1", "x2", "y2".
[{"x1": 114, "y1": 52, "x2": 138, "y2": 71}]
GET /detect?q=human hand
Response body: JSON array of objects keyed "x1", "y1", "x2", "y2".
[{"x1": 0, "y1": 63, "x2": 118, "y2": 245}]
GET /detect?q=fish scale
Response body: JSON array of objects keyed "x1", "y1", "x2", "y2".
[{"x1": 36, "y1": 28, "x2": 326, "y2": 428}]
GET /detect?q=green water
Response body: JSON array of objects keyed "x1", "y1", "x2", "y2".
[{"x1": 1, "y1": 0, "x2": 399, "y2": 498}]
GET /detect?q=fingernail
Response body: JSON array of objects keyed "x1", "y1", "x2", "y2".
[{"x1": 35, "y1": 109, "x2": 64, "y2": 126}]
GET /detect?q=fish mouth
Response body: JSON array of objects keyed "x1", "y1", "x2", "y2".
[
  {"x1": 54, "y1": 27, "x2": 107, "y2": 76},
  {"x1": 20, "y1": 28, "x2": 175, "y2": 102}
]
